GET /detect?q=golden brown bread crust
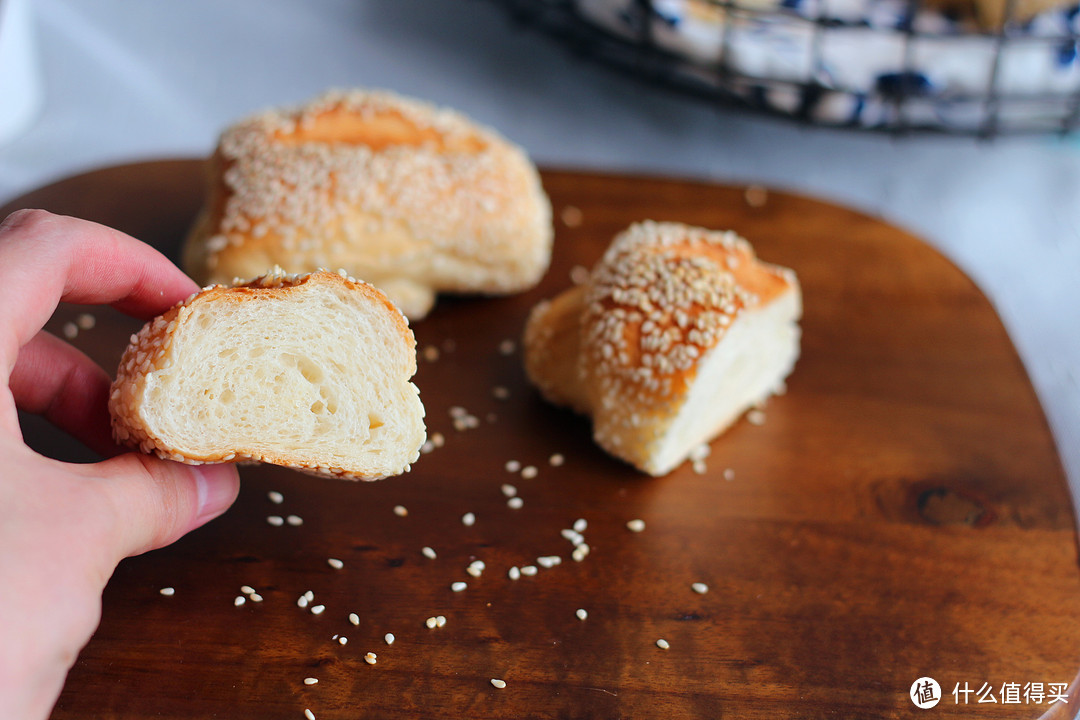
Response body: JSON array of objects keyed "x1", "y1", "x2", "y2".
[
  {"x1": 524, "y1": 221, "x2": 800, "y2": 475},
  {"x1": 108, "y1": 269, "x2": 420, "y2": 480},
  {"x1": 183, "y1": 89, "x2": 553, "y2": 319}
]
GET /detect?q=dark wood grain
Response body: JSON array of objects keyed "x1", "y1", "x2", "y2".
[{"x1": 4, "y1": 161, "x2": 1078, "y2": 720}]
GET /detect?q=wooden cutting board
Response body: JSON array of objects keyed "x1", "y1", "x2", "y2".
[{"x1": 4, "y1": 161, "x2": 1078, "y2": 720}]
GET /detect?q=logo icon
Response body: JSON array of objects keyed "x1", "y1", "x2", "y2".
[{"x1": 911, "y1": 677, "x2": 942, "y2": 709}]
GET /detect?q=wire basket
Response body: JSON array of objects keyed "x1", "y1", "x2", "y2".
[{"x1": 494, "y1": 0, "x2": 1080, "y2": 135}]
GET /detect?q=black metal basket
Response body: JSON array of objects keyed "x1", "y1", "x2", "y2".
[{"x1": 494, "y1": 0, "x2": 1080, "y2": 135}]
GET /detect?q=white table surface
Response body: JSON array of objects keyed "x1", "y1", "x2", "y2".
[{"x1": 1, "y1": 0, "x2": 1077, "y2": 504}]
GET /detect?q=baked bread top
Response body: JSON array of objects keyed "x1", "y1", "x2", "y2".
[
  {"x1": 109, "y1": 268, "x2": 426, "y2": 480},
  {"x1": 183, "y1": 89, "x2": 553, "y2": 319}
]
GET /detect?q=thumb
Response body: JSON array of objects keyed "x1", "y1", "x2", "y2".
[{"x1": 86, "y1": 453, "x2": 240, "y2": 560}]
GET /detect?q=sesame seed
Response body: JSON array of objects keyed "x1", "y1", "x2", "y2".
[
  {"x1": 507, "y1": 497, "x2": 524, "y2": 509},
  {"x1": 520, "y1": 565, "x2": 538, "y2": 576},
  {"x1": 250, "y1": 593, "x2": 263, "y2": 602},
  {"x1": 393, "y1": 505, "x2": 408, "y2": 517},
  {"x1": 306, "y1": 709, "x2": 316, "y2": 720},
  {"x1": 692, "y1": 582, "x2": 709, "y2": 594},
  {"x1": 431, "y1": 432, "x2": 445, "y2": 448},
  {"x1": 420, "y1": 440, "x2": 435, "y2": 454},
  {"x1": 561, "y1": 528, "x2": 583, "y2": 544},
  {"x1": 436, "y1": 615, "x2": 447, "y2": 627},
  {"x1": 692, "y1": 460, "x2": 707, "y2": 475},
  {"x1": 159, "y1": 587, "x2": 175, "y2": 596},
  {"x1": 349, "y1": 613, "x2": 360, "y2": 626},
  {"x1": 549, "y1": 453, "x2": 565, "y2": 467},
  {"x1": 570, "y1": 264, "x2": 590, "y2": 285},
  {"x1": 576, "y1": 608, "x2": 588, "y2": 621},
  {"x1": 499, "y1": 339, "x2": 516, "y2": 355},
  {"x1": 723, "y1": 468, "x2": 735, "y2": 481},
  {"x1": 505, "y1": 460, "x2": 521, "y2": 473},
  {"x1": 422, "y1": 345, "x2": 440, "y2": 362},
  {"x1": 76, "y1": 313, "x2": 96, "y2": 330},
  {"x1": 572, "y1": 544, "x2": 590, "y2": 562},
  {"x1": 425, "y1": 616, "x2": 438, "y2": 629},
  {"x1": 268, "y1": 491, "x2": 284, "y2": 504},
  {"x1": 328, "y1": 558, "x2": 344, "y2": 570},
  {"x1": 234, "y1": 596, "x2": 246, "y2": 607},
  {"x1": 304, "y1": 591, "x2": 315, "y2": 601},
  {"x1": 520, "y1": 466, "x2": 538, "y2": 480},
  {"x1": 310, "y1": 604, "x2": 326, "y2": 615},
  {"x1": 747, "y1": 409, "x2": 766, "y2": 426},
  {"x1": 267, "y1": 515, "x2": 285, "y2": 526},
  {"x1": 745, "y1": 184, "x2": 768, "y2": 207},
  {"x1": 338, "y1": 636, "x2": 348, "y2": 645},
  {"x1": 62, "y1": 322, "x2": 78, "y2": 340},
  {"x1": 491, "y1": 678, "x2": 507, "y2": 689},
  {"x1": 508, "y1": 566, "x2": 521, "y2": 580},
  {"x1": 286, "y1": 515, "x2": 304, "y2": 526},
  {"x1": 561, "y1": 204, "x2": 583, "y2": 227},
  {"x1": 298, "y1": 595, "x2": 310, "y2": 609},
  {"x1": 501, "y1": 483, "x2": 518, "y2": 497},
  {"x1": 627, "y1": 519, "x2": 646, "y2": 532},
  {"x1": 492, "y1": 386, "x2": 510, "y2": 400},
  {"x1": 384, "y1": 633, "x2": 395, "y2": 645},
  {"x1": 462, "y1": 512, "x2": 476, "y2": 527},
  {"x1": 451, "y1": 581, "x2": 468, "y2": 592},
  {"x1": 364, "y1": 652, "x2": 377, "y2": 665},
  {"x1": 422, "y1": 546, "x2": 437, "y2": 559},
  {"x1": 304, "y1": 677, "x2": 318, "y2": 685},
  {"x1": 449, "y1": 406, "x2": 467, "y2": 418},
  {"x1": 537, "y1": 555, "x2": 561, "y2": 568},
  {"x1": 240, "y1": 585, "x2": 255, "y2": 595},
  {"x1": 656, "y1": 638, "x2": 670, "y2": 650},
  {"x1": 573, "y1": 518, "x2": 587, "y2": 533}
]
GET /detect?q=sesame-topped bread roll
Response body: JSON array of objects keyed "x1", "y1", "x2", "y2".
[
  {"x1": 109, "y1": 269, "x2": 426, "y2": 480},
  {"x1": 524, "y1": 221, "x2": 801, "y2": 476},
  {"x1": 183, "y1": 88, "x2": 553, "y2": 319}
]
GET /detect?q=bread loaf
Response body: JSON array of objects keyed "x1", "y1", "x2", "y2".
[
  {"x1": 524, "y1": 221, "x2": 801, "y2": 476},
  {"x1": 183, "y1": 89, "x2": 553, "y2": 319},
  {"x1": 109, "y1": 269, "x2": 426, "y2": 480}
]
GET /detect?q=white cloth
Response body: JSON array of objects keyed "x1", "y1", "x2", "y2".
[{"x1": 0, "y1": 0, "x2": 1078, "y2": 504}]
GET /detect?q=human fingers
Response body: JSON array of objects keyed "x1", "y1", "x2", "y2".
[
  {"x1": 71, "y1": 454, "x2": 240, "y2": 562},
  {"x1": 0, "y1": 209, "x2": 198, "y2": 375},
  {"x1": 8, "y1": 330, "x2": 121, "y2": 457}
]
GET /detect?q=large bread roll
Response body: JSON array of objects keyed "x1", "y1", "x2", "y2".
[
  {"x1": 524, "y1": 221, "x2": 801, "y2": 476},
  {"x1": 182, "y1": 88, "x2": 553, "y2": 320},
  {"x1": 109, "y1": 269, "x2": 426, "y2": 480}
]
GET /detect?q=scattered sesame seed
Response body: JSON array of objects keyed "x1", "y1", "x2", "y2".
[
  {"x1": 520, "y1": 466, "x2": 538, "y2": 480},
  {"x1": 349, "y1": 613, "x2": 360, "y2": 626},
  {"x1": 692, "y1": 583, "x2": 709, "y2": 594},
  {"x1": 692, "y1": 460, "x2": 708, "y2": 475},
  {"x1": 431, "y1": 432, "x2": 445, "y2": 448},
  {"x1": 286, "y1": 515, "x2": 304, "y2": 526},
  {"x1": 268, "y1": 491, "x2": 284, "y2": 504},
  {"x1": 364, "y1": 652, "x2": 377, "y2": 665},
  {"x1": 338, "y1": 636, "x2": 348, "y2": 645},
  {"x1": 656, "y1": 638, "x2": 670, "y2": 650},
  {"x1": 576, "y1": 608, "x2": 588, "y2": 621},
  {"x1": 745, "y1": 184, "x2": 768, "y2": 208},
  {"x1": 304, "y1": 590, "x2": 315, "y2": 601},
  {"x1": 508, "y1": 566, "x2": 521, "y2": 580},
  {"x1": 451, "y1": 581, "x2": 468, "y2": 592},
  {"x1": 393, "y1": 505, "x2": 408, "y2": 517},
  {"x1": 425, "y1": 616, "x2": 438, "y2": 629},
  {"x1": 420, "y1": 440, "x2": 435, "y2": 454},
  {"x1": 449, "y1": 406, "x2": 467, "y2": 418},
  {"x1": 507, "y1": 497, "x2": 524, "y2": 509},
  {"x1": 62, "y1": 322, "x2": 78, "y2": 340},
  {"x1": 267, "y1": 515, "x2": 285, "y2": 526},
  {"x1": 520, "y1": 565, "x2": 538, "y2": 576},
  {"x1": 250, "y1": 593, "x2": 264, "y2": 602},
  {"x1": 435, "y1": 615, "x2": 447, "y2": 627},
  {"x1": 505, "y1": 460, "x2": 521, "y2": 473},
  {"x1": 310, "y1": 605, "x2": 326, "y2": 615},
  {"x1": 422, "y1": 546, "x2": 437, "y2": 559},
  {"x1": 304, "y1": 677, "x2": 318, "y2": 686},
  {"x1": 76, "y1": 313, "x2": 96, "y2": 330},
  {"x1": 627, "y1": 519, "x2": 646, "y2": 532},
  {"x1": 498, "y1": 339, "x2": 516, "y2": 356},
  {"x1": 298, "y1": 595, "x2": 310, "y2": 609},
  {"x1": 384, "y1": 633, "x2": 395, "y2": 645},
  {"x1": 549, "y1": 453, "x2": 565, "y2": 467},
  {"x1": 501, "y1": 483, "x2": 517, "y2": 497},
  {"x1": 570, "y1": 264, "x2": 590, "y2": 285},
  {"x1": 747, "y1": 409, "x2": 767, "y2": 426},
  {"x1": 490, "y1": 678, "x2": 507, "y2": 689},
  {"x1": 422, "y1": 345, "x2": 440, "y2": 362},
  {"x1": 234, "y1": 596, "x2": 246, "y2": 607},
  {"x1": 305, "y1": 709, "x2": 316, "y2": 720},
  {"x1": 328, "y1": 558, "x2": 344, "y2": 570},
  {"x1": 723, "y1": 468, "x2": 735, "y2": 481},
  {"x1": 492, "y1": 386, "x2": 510, "y2": 400},
  {"x1": 573, "y1": 518, "x2": 587, "y2": 533},
  {"x1": 241, "y1": 585, "x2": 256, "y2": 595},
  {"x1": 462, "y1": 512, "x2": 476, "y2": 527},
  {"x1": 159, "y1": 587, "x2": 175, "y2": 596},
  {"x1": 572, "y1": 544, "x2": 590, "y2": 562}
]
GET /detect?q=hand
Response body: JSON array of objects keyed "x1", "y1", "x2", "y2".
[{"x1": 0, "y1": 210, "x2": 240, "y2": 720}]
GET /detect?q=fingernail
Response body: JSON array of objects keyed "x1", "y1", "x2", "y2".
[{"x1": 193, "y1": 463, "x2": 240, "y2": 523}]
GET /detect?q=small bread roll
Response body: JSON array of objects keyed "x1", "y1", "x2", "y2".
[
  {"x1": 109, "y1": 269, "x2": 426, "y2": 480},
  {"x1": 524, "y1": 221, "x2": 801, "y2": 476},
  {"x1": 183, "y1": 89, "x2": 553, "y2": 319}
]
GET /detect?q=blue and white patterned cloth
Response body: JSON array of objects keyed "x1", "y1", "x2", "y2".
[{"x1": 579, "y1": 0, "x2": 1080, "y2": 129}]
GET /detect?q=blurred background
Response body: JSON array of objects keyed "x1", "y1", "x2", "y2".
[{"x1": 0, "y1": 0, "x2": 1077, "y2": 501}]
